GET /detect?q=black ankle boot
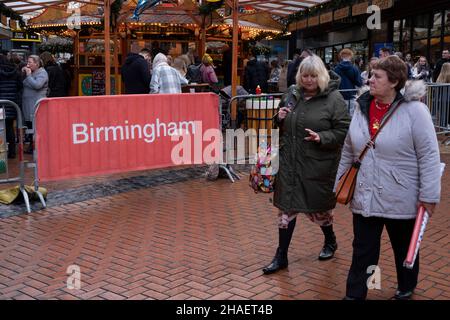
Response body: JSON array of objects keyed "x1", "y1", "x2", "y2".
[
  {"x1": 318, "y1": 225, "x2": 337, "y2": 260},
  {"x1": 262, "y1": 218, "x2": 296, "y2": 275},
  {"x1": 262, "y1": 247, "x2": 288, "y2": 274}
]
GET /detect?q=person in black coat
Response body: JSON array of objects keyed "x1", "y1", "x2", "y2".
[
  {"x1": 286, "y1": 49, "x2": 313, "y2": 87},
  {"x1": 222, "y1": 44, "x2": 232, "y2": 87},
  {"x1": 40, "y1": 51, "x2": 67, "y2": 97},
  {"x1": 243, "y1": 48, "x2": 270, "y2": 94},
  {"x1": 0, "y1": 54, "x2": 23, "y2": 158},
  {"x1": 432, "y1": 49, "x2": 450, "y2": 82},
  {"x1": 121, "y1": 52, "x2": 151, "y2": 94}
]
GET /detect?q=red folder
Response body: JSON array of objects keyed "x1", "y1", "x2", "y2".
[
  {"x1": 404, "y1": 163, "x2": 445, "y2": 269},
  {"x1": 404, "y1": 206, "x2": 429, "y2": 269}
]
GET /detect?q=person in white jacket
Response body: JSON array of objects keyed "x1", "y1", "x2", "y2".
[{"x1": 336, "y1": 56, "x2": 441, "y2": 300}]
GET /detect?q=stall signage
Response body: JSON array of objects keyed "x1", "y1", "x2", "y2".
[
  {"x1": 11, "y1": 32, "x2": 41, "y2": 42},
  {"x1": 288, "y1": 19, "x2": 307, "y2": 31},
  {"x1": 297, "y1": 19, "x2": 307, "y2": 30},
  {"x1": 0, "y1": 14, "x2": 7, "y2": 26},
  {"x1": 320, "y1": 12, "x2": 333, "y2": 24},
  {"x1": 352, "y1": 2, "x2": 369, "y2": 16},
  {"x1": 12, "y1": 32, "x2": 26, "y2": 40},
  {"x1": 334, "y1": 7, "x2": 350, "y2": 20},
  {"x1": 308, "y1": 16, "x2": 319, "y2": 27},
  {"x1": 92, "y1": 71, "x2": 106, "y2": 96},
  {"x1": 371, "y1": 0, "x2": 393, "y2": 10}
]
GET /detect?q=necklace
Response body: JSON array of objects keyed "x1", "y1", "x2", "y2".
[{"x1": 375, "y1": 99, "x2": 391, "y2": 111}]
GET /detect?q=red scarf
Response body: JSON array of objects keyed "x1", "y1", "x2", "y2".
[{"x1": 369, "y1": 99, "x2": 391, "y2": 138}]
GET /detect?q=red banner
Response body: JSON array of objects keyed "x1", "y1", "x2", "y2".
[{"x1": 35, "y1": 93, "x2": 220, "y2": 181}]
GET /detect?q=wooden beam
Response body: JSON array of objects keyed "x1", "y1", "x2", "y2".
[
  {"x1": 186, "y1": 11, "x2": 201, "y2": 25},
  {"x1": 231, "y1": 0, "x2": 238, "y2": 121},
  {"x1": 105, "y1": 0, "x2": 111, "y2": 95},
  {"x1": 7, "y1": 1, "x2": 66, "y2": 9},
  {"x1": 241, "y1": 0, "x2": 319, "y2": 5},
  {"x1": 114, "y1": 31, "x2": 120, "y2": 95},
  {"x1": 7, "y1": 0, "x2": 103, "y2": 12}
]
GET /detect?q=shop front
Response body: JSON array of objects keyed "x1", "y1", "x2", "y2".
[
  {"x1": 392, "y1": 3, "x2": 450, "y2": 66},
  {"x1": 289, "y1": 0, "x2": 449, "y2": 69},
  {"x1": 300, "y1": 26, "x2": 368, "y2": 66}
]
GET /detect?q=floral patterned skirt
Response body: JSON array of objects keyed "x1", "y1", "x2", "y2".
[{"x1": 278, "y1": 210, "x2": 334, "y2": 228}]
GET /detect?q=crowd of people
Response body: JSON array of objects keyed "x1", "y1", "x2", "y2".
[
  {"x1": 0, "y1": 50, "x2": 70, "y2": 158},
  {"x1": 0, "y1": 44, "x2": 447, "y2": 300}
]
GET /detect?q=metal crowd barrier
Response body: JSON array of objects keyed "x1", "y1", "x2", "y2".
[
  {"x1": 221, "y1": 84, "x2": 450, "y2": 180},
  {"x1": 0, "y1": 99, "x2": 46, "y2": 213},
  {"x1": 218, "y1": 93, "x2": 282, "y2": 182},
  {"x1": 425, "y1": 83, "x2": 450, "y2": 145}
]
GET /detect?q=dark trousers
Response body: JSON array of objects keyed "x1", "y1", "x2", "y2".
[
  {"x1": 25, "y1": 121, "x2": 33, "y2": 143},
  {"x1": 346, "y1": 213, "x2": 419, "y2": 299},
  {"x1": 5, "y1": 118, "x2": 16, "y2": 155}
]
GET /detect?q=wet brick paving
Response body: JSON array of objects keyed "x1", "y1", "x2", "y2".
[{"x1": 0, "y1": 165, "x2": 247, "y2": 218}]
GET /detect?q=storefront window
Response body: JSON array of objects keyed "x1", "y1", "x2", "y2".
[
  {"x1": 394, "y1": 20, "x2": 401, "y2": 43},
  {"x1": 430, "y1": 12, "x2": 442, "y2": 38},
  {"x1": 430, "y1": 37, "x2": 442, "y2": 65},
  {"x1": 412, "y1": 39, "x2": 428, "y2": 61},
  {"x1": 402, "y1": 18, "x2": 411, "y2": 54},
  {"x1": 393, "y1": 19, "x2": 403, "y2": 53},
  {"x1": 411, "y1": 14, "x2": 429, "y2": 59},
  {"x1": 324, "y1": 47, "x2": 332, "y2": 64},
  {"x1": 445, "y1": 10, "x2": 450, "y2": 35},
  {"x1": 414, "y1": 14, "x2": 429, "y2": 40}
]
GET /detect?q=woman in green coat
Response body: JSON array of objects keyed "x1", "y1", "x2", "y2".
[{"x1": 263, "y1": 55, "x2": 351, "y2": 275}]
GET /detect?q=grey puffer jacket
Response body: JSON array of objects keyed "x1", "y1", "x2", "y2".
[
  {"x1": 22, "y1": 67, "x2": 48, "y2": 122},
  {"x1": 334, "y1": 80, "x2": 441, "y2": 219}
]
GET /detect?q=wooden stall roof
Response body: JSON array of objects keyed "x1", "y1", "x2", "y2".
[
  {"x1": 27, "y1": 2, "x2": 101, "y2": 26},
  {"x1": 3, "y1": 0, "x2": 331, "y2": 22}
]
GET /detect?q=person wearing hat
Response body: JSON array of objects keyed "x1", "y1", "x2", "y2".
[{"x1": 200, "y1": 54, "x2": 218, "y2": 89}]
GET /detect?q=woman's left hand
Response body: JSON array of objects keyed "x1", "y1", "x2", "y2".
[
  {"x1": 304, "y1": 128, "x2": 320, "y2": 143},
  {"x1": 417, "y1": 201, "x2": 436, "y2": 217}
]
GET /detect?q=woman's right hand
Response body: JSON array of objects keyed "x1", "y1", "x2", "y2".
[{"x1": 278, "y1": 107, "x2": 291, "y2": 120}]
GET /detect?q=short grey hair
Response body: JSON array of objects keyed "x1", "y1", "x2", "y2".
[{"x1": 28, "y1": 55, "x2": 43, "y2": 68}]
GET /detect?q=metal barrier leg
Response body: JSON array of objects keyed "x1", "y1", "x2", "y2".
[
  {"x1": 227, "y1": 164, "x2": 240, "y2": 180},
  {"x1": 219, "y1": 164, "x2": 235, "y2": 183},
  {"x1": 20, "y1": 186, "x2": 31, "y2": 213},
  {"x1": 36, "y1": 191, "x2": 46, "y2": 208}
]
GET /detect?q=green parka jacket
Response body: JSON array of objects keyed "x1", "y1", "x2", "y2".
[{"x1": 273, "y1": 72, "x2": 351, "y2": 213}]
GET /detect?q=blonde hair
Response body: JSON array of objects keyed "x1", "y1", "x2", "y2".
[
  {"x1": 202, "y1": 53, "x2": 214, "y2": 66},
  {"x1": 296, "y1": 55, "x2": 330, "y2": 92},
  {"x1": 436, "y1": 62, "x2": 450, "y2": 83}
]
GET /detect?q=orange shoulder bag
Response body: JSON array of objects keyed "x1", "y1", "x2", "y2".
[{"x1": 336, "y1": 99, "x2": 402, "y2": 205}]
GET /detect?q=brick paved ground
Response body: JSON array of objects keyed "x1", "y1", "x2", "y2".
[{"x1": 0, "y1": 152, "x2": 448, "y2": 300}]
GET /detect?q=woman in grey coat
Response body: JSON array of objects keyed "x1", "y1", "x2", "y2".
[
  {"x1": 336, "y1": 56, "x2": 441, "y2": 300},
  {"x1": 22, "y1": 55, "x2": 48, "y2": 153}
]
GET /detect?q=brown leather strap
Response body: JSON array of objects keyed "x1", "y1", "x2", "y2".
[{"x1": 356, "y1": 98, "x2": 403, "y2": 162}]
